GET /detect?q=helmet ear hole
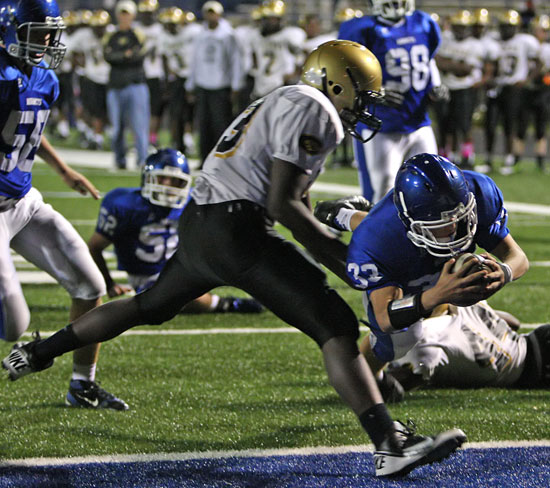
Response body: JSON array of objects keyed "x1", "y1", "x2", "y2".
[{"x1": 332, "y1": 85, "x2": 343, "y2": 95}]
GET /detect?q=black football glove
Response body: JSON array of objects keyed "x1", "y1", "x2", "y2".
[{"x1": 314, "y1": 195, "x2": 373, "y2": 231}]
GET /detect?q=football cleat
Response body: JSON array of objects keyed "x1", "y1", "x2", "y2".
[
  {"x1": 217, "y1": 297, "x2": 264, "y2": 314},
  {"x1": 2, "y1": 332, "x2": 53, "y2": 381},
  {"x1": 374, "y1": 420, "x2": 466, "y2": 477},
  {"x1": 66, "y1": 380, "x2": 129, "y2": 411}
]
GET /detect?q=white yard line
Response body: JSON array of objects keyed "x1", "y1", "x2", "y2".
[{"x1": 2, "y1": 440, "x2": 549, "y2": 467}]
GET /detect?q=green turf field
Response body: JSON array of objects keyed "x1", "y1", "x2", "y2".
[{"x1": 0, "y1": 158, "x2": 549, "y2": 460}]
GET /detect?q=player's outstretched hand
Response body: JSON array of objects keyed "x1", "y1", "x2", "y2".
[
  {"x1": 62, "y1": 167, "x2": 100, "y2": 199},
  {"x1": 314, "y1": 195, "x2": 373, "y2": 231}
]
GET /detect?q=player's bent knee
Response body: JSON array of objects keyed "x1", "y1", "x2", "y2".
[
  {"x1": 1, "y1": 302, "x2": 30, "y2": 342},
  {"x1": 313, "y1": 290, "x2": 360, "y2": 347},
  {"x1": 134, "y1": 291, "x2": 182, "y2": 325}
]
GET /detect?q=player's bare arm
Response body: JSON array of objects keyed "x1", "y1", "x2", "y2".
[
  {"x1": 37, "y1": 135, "x2": 100, "y2": 199},
  {"x1": 267, "y1": 158, "x2": 353, "y2": 285},
  {"x1": 88, "y1": 232, "x2": 132, "y2": 298}
]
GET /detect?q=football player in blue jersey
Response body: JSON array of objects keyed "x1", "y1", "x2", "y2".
[
  {"x1": 87, "y1": 148, "x2": 263, "y2": 313},
  {"x1": 0, "y1": 0, "x2": 127, "y2": 409},
  {"x1": 315, "y1": 153, "x2": 529, "y2": 380},
  {"x1": 338, "y1": 0, "x2": 446, "y2": 203}
]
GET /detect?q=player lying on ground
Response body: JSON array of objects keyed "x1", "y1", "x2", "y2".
[
  {"x1": 3, "y1": 41, "x2": 466, "y2": 478},
  {"x1": 88, "y1": 148, "x2": 263, "y2": 314}
]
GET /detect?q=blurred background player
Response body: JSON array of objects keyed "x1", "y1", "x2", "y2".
[
  {"x1": 516, "y1": 14, "x2": 550, "y2": 171},
  {"x1": 72, "y1": 9, "x2": 112, "y2": 151},
  {"x1": 159, "y1": 8, "x2": 200, "y2": 155},
  {"x1": 338, "y1": 0, "x2": 444, "y2": 203},
  {"x1": 136, "y1": 0, "x2": 165, "y2": 148},
  {"x1": 104, "y1": 0, "x2": 150, "y2": 169},
  {"x1": 185, "y1": 1, "x2": 242, "y2": 166},
  {"x1": 435, "y1": 10, "x2": 483, "y2": 170},
  {"x1": 0, "y1": 0, "x2": 126, "y2": 410},
  {"x1": 249, "y1": 0, "x2": 305, "y2": 100},
  {"x1": 51, "y1": 10, "x2": 80, "y2": 140},
  {"x1": 88, "y1": 148, "x2": 263, "y2": 314},
  {"x1": 491, "y1": 10, "x2": 540, "y2": 175},
  {"x1": 470, "y1": 8, "x2": 500, "y2": 174}
]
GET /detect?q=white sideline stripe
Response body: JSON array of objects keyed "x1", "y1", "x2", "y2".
[
  {"x1": 14, "y1": 260, "x2": 550, "y2": 284},
  {"x1": 2, "y1": 440, "x2": 549, "y2": 467},
  {"x1": 21, "y1": 322, "x2": 542, "y2": 339}
]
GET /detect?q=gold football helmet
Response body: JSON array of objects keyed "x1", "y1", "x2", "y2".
[
  {"x1": 183, "y1": 11, "x2": 196, "y2": 24},
  {"x1": 261, "y1": 0, "x2": 286, "y2": 18},
  {"x1": 159, "y1": 7, "x2": 184, "y2": 24},
  {"x1": 138, "y1": 0, "x2": 159, "y2": 13},
  {"x1": 334, "y1": 8, "x2": 363, "y2": 24},
  {"x1": 89, "y1": 9, "x2": 111, "y2": 27},
  {"x1": 301, "y1": 40, "x2": 384, "y2": 142},
  {"x1": 62, "y1": 10, "x2": 80, "y2": 27},
  {"x1": 532, "y1": 14, "x2": 550, "y2": 31},
  {"x1": 78, "y1": 9, "x2": 93, "y2": 26},
  {"x1": 498, "y1": 9, "x2": 521, "y2": 26},
  {"x1": 472, "y1": 8, "x2": 490, "y2": 26},
  {"x1": 450, "y1": 10, "x2": 473, "y2": 26}
]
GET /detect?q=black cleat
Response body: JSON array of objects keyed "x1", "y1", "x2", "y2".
[
  {"x1": 66, "y1": 380, "x2": 129, "y2": 411},
  {"x1": 2, "y1": 332, "x2": 53, "y2": 381}
]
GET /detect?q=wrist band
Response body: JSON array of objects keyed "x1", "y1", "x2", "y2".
[
  {"x1": 387, "y1": 292, "x2": 431, "y2": 330},
  {"x1": 499, "y1": 262, "x2": 513, "y2": 284},
  {"x1": 334, "y1": 207, "x2": 356, "y2": 232}
]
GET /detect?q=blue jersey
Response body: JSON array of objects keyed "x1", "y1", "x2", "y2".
[
  {"x1": 338, "y1": 11, "x2": 440, "y2": 133},
  {"x1": 347, "y1": 171, "x2": 509, "y2": 325},
  {"x1": 96, "y1": 188, "x2": 184, "y2": 276},
  {"x1": 0, "y1": 50, "x2": 59, "y2": 198}
]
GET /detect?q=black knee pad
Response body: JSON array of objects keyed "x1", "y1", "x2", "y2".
[{"x1": 520, "y1": 324, "x2": 550, "y2": 387}]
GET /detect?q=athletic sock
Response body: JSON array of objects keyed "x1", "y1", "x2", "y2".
[
  {"x1": 359, "y1": 403, "x2": 395, "y2": 450},
  {"x1": 34, "y1": 325, "x2": 84, "y2": 362},
  {"x1": 71, "y1": 362, "x2": 97, "y2": 383}
]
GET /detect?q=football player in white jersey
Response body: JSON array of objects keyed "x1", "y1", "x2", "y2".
[
  {"x1": 72, "y1": 9, "x2": 112, "y2": 150},
  {"x1": 249, "y1": 0, "x2": 305, "y2": 98},
  {"x1": 0, "y1": 0, "x2": 127, "y2": 410},
  {"x1": 516, "y1": 15, "x2": 550, "y2": 171},
  {"x1": 435, "y1": 10, "x2": 485, "y2": 169},
  {"x1": 493, "y1": 10, "x2": 541, "y2": 175},
  {"x1": 3, "y1": 40, "x2": 466, "y2": 478},
  {"x1": 136, "y1": 0, "x2": 165, "y2": 147},
  {"x1": 386, "y1": 303, "x2": 550, "y2": 398}
]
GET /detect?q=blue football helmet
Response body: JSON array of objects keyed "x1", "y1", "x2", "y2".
[
  {"x1": 0, "y1": 0, "x2": 66, "y2": 69},
  {"x1": 141, "y1": 149, "x2": 191, "y2": 209},
  {"x1": 393, "y1": 153, "x2": 478, "y2": 258},
  {"x1": 371, "y1": 0, "x2": 415, "y2": 22}
]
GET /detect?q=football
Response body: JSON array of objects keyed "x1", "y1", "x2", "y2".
[{"x1": 451, "y1": 253, "x2": 490, "y2": 275}]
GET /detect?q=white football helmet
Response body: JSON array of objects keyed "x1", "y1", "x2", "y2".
[{"x1": 371, "y1": 0, "x2": 415, "y2": 22}]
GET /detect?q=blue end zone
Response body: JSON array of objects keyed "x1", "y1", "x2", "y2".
[{"x1": 0, "y1": 447, "x2": 548, "y2": 487}]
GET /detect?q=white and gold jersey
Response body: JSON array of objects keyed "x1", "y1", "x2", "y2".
[
  {"x1": 496, "y1": 33, "x2": 540, "y2": 86},
  {"x1": 391, "y1": 302, "x2": 527, "y2": 387},
  {"x1": 137, "y1": 22, "x2": 165, "y2": 79},
  {"x1": 192, "y1": 84, "x2": 343, "y2": 207},
  {"x1": 250, "y1": 26, "x2": 306, "y2": 97},
  {"x1": 438, "y1": 36, "x2": 486, "y2": 90},
  {"x1": 160, "y1": 23, "x2": 203, "y2": 80},
  {"x1": 72, "y1": 28, "x2": 111, "y2": 85}
]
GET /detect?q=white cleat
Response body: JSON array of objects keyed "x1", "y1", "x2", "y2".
[{"x1": 374, "y1": 420, "x2": 466, "y2": 477}]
